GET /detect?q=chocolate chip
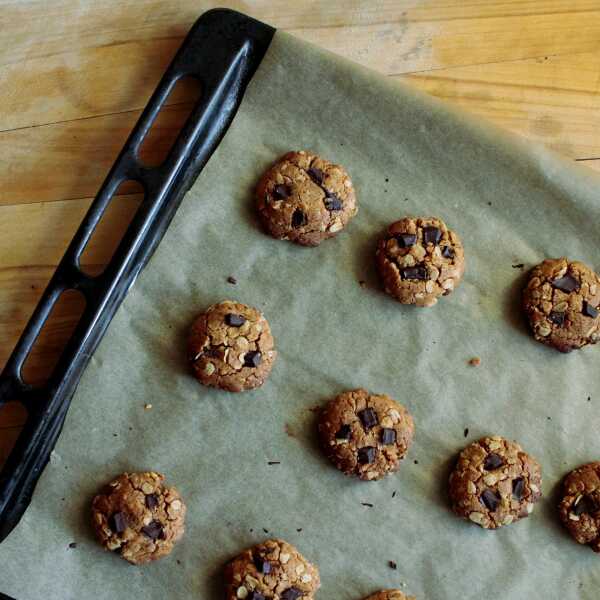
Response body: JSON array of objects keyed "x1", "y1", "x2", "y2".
[
  {"x1": 423, "y1": 226, "x2": 442, "y2": 245},
  {"x1": 141, "y1": 520, "x2": 164, "y2": 540},
  {"x1": 395, "y1": 233, "x2": 417, "y2": 248},
  {"x1": 512, "y1": 477, "x2": 525, "y2": 500},
  {"x1": 480, "y1": 489, "x2": 501, "y2": 511},
  {"x1": 273, "y1": 184, "x2": 291, "y2": 199},
  {"x1": 324, "y1": 192, "x2": 343, "y2": 211},
  {"x1": 552, "y1": 273, "x2": 580, "y2": 293},
  {"x1": 358, "y1": 408, "x2": 378, "y2": 430},
  {"x1": 549, "y1": 312, "x2": 565, "y2": 326},
  {"x1": 307, "y1": 167, "x2": 324, "y2": 184},
  {"x1": 358, "y1": 446, "x2": 377, "y2": 464},
  {"x1": 281, "y1": 588, "x2": 303, "y2": 600},
  {"x1": 380, "y1": 428, "x2": 396, "y2": 445},
  {"x1": 248, "y1": 593, "x2": 266, "y2": 600},
  {"x1": 292, "y1": 209, "x2": 306, "y2": 228},
  {"x1": 225, "y1": 313, "x2": 246, "y2": 327},
  {"x1": 400, "y1": 266, "x2": 428, "y2": 280},
  {"x1": 145, "y1": 493, "x2": 159, "y2": 510},
  {"x1": 335, "y1": 424, "x2": 351, "y2": 440},
  {"x1": 253, "y1": 556, "x2": 272, "y2": 574},
  {"x1": 573, "y1": 494, "x2": 599, "y2": 516},
  {"x1": 244, "y1": 351, "x2": 262, "y2": 368},
  {"x1": 583, "y1": 301, "x2": 599, "y2": 319},
  {"x1": 110, "y1": 512, "x2": 128, "y2": 534},
  {"x1": 484, "y1": 453, "x2": 504, "y2": 470},
  {"x1": 441, "y1": 245, "x2": 455, "y2": 259}
]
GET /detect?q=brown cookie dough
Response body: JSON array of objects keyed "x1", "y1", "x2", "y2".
[
  {"x1": 255, "y1": 150, "x2": 358, "y2": 246},
  {"x1": 448, "y1": 436, "x2": 542, "y2": 529},
  {"x1": 318, "y1": 389, "x2": 414, "y2": 481},
  {"x1": 558, "y1": 462, "x2": 600, "y2": 552},
  {"x1": 91, "y1": 471, "x2": 186, "y2": 564},
  {"x1": 375, "y1": 216, "x2": 465, "y2": 307},
  {"x1": 188, "y1": 300, "x2": 276, "y2": 392},
  {"x1": 522, "y1": 257, "x2": 600, "y2": 353},
  {"x1": 224, "y1": 538, "x2": 321, "y2": 600},
  {"x1": 363, "y1": 591, "x2": 415, "y2": 600}
]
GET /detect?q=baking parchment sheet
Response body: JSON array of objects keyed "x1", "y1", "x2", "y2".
[{"x1": 2, "y1": 30, "x2": 600, "y2": 600}]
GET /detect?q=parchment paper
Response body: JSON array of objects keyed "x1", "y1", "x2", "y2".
[{"x1": 2, "y1": 31, "x2": 600, "y2": 600}]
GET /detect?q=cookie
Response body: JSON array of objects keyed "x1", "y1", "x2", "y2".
[
  {"x1": 558, "y1": 462, "x2": 600, "y2": 552},
  {"x1": 375, "y1": 216, "x2": 465, "y2": 307},
  {"x1": 362, "y1": 591, "x2": 415, "y2": 600},
  {"x1": 318, "y1": 389, "x2": 414, "y2": 481},
  {"x1": 522, "y1": 257, "x2": 600, "y2": 353},
  {"x1": 91, "y1": 471, "x2": 186, "y2": 564},
  {"x1": 448, "y1": 436, "x2": 542, "y2": 529},
  {"x1": 255, "y1": 150, "x2": 358, "y2": 246},
  {"x1": 224, "y1": 538, "x2": 320, "y2": 600},
  {"x1": 188, "y1": 300, "x2": 276, "y2": 392}
]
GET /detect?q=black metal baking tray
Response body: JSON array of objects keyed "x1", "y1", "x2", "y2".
[{"x1": 0, "y1": 7, "x2": 274, "y2": 564}]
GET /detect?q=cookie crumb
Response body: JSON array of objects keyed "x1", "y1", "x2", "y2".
[
  {"x1": 68, "y1": 542, "x2": 77, "y2": 549},
  {"x1": 296, "y1": 528, "x2": 302, "y2": 532},
  {"x1": 388, "y1": 560, "x2": 397, "y2": 570},
  {"x1": 177, "y1": 559, "x2": 182, "y2": 565},
  {"x1": 263, "y1": 528, "x2": 269, "y2": 534},
  {"x1": 512, "y1": 263, "x2": 525, "y2": 269},
  {"x1": 464, "y1": 427, "x2": 469, "y2": 438},
  {"x1": 468, "y1": 357, "x2": 481, "y2": 367},
  {"x1": 361, "y1": 502, "x2": 374, "y2": 508},
  {"x1": 588, "y1": 396, "x2": 592, "y2": 402},
  {"x1": 227, "y1": 276, "x2": 237, "y2": 285},
  {"x1": 144, "y1": 403, "x2": 153, "y2": 410},
  {"x1": 267, "y1": 461, "x2": 280, "y2": 465},
  {"x1": 392, "y1": 490, "x2": 396, "y2": 498},
  {"x1": 413, "y1": 460, "x2": 419, "y2": 465}
]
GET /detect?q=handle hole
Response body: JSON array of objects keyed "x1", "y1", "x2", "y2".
[
  {"x1": 79, "y1": 180, "x2": 145, "y2": 276},
  {"x1": 137, "y1": 76, "x2": 202, "y2": 167},
  {"x1": 0, "y1": 401, "x2": 28, "y2": 470},
  {"x1": 21, "y1": 289, "x2": 87, "y2": 386}
]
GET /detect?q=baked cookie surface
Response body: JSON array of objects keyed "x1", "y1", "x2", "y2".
[
  {"x1": 256, "y1": 150, "x2": 358, "y2": 246},
  {"x1": 362, "y1": 590, "x2": 415, "y2": 600}
]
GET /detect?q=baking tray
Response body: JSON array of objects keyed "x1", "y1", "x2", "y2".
[{"x1": 0, "y1": 6, "x2": 274, "y2": 554}]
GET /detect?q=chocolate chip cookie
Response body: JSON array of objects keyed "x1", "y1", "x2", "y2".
[
  {"x1": 318, "y1": 389, "x2": 415, "y2": 481},
  {"x1": 558, "y1": 462, "x2": 600, "y2": 552},
  {"x1": 188, "y1": 300, "x2": 276, "y2": 392},
  {"x1": 448, "y1": 436, "x2": 542, "y2": 529},
  {"x1": 362, "y1": 591, "x2": 415, "y2": 600},
  {"x1": 224, "y1": 538, "x2": 320, "y2": 600},
  {"x1": 375, "y1": 216, "x2": 465, "y2": 307},
  {"x1": 255, "y1": 150, "x2": 358, "y2": 246},
  {"x1": 91, "y1": 471, "x2": 186, "y2": 564},
  {"x1": 522, "y1": 258, "x2": 600, "y2": 352}
]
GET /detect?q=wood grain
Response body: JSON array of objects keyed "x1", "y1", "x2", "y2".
[{"x1": 1, "y1": 0, "x2": 599, "y2": 459}]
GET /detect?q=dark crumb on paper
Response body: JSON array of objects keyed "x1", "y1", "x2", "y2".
[
  {"x1": 384, "y1": 189, "x2": 387, "y2": 193},
  {"x1": 128, "y1": 426, "x2": 133, "y2": 431},
  {"x1": 389, "y1": 560, "x2": 397, "y2": 570},
  {"x1": 468, "y1": 357, "x2": 481, "y2": 367},
  {"x1": 361, "y1": 502, "x2": 374, "y2": 508},
  {"x1": 284, "y1": 423, "x2": 296, "y2": 438},
  {"x1": 177, "y1": 559, "x2": 182, "y2": 565},
  {"x1": 385, "y1": 178, "x2": 389, "y2": 183},
  {"x1": 547, "y1": 416, "x2": 552, "y2": 421},
  {"x1": 61, "y1": 497, "x2": 65, "y2": 502},
  {"x1": 392, "y1": 490, "x2": 396, "y2": 498},
  {"x1": 297, "y1": 528, "x2": 302, "y2": 532},
  {"x1": 267, "y1": 461, "x2": 280, "y2": 465},
  {"x1": 263, "y1": 528, "x2": 269, "y2": 534},
  {"x1": 588, "y1": 396, "x2": 592, "y2": 402},
  {"x1": 112, "y1": 433, "x2": 118, "y2": 437},
  {"x1": 487, "y1": 201, "x2": 492, "y2": 206},
  {"x1": 227, "y1": 276, "x2": 237, "y2": 285},
  {"x1": 359, "y1": 280, "x2": 367, "y2": 288},
  {"x1": 464, "y1": 427, "x2": 469, "y2": 438},
  {"x1": 512, "y1": 263, "x2": 525, "y2": 269},
  {"x1": 68, "y1": 542, "x2": 77, "y2": 549},
  {"x1": 413, "y1": 460, "x2": 419, "y2": 465},
  {"x1": 250, "y1": 529, "x2": 254, "y2": 533}
]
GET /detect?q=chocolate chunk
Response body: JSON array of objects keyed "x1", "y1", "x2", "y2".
[
  {"x1": 281, "y1": 588, "x2": 303, "y2": 600},
  {"x1": 395, "y1": 233, "x2": 417, "y2": 248},
  {"x1": 423, "y1": 226, "x2": 442, "y2": 245},
  {"x1": 248, "y1": 593, "x2": 266, "y2": 600},
  {"x1": 549, "y1": 312, "x2": 565, "y2": 326},
  {"x1": 583, "y1": 301, "x2": 599, "y2": 319},
  {"x1": 358, "y1": 407, "x2": 378, "y2": 430},
  {"x1": 292, "y1": 209, "x2": 306, "y2": 228},
  {"x1": 480, "y1": 489, "x2": 501, "y2": 511},
  {"x1": 484, "y1": 453, "x2": 504, "y2": 470},
  {"x1": 273, "y1": 184, "x2": 291, "y2": 199},
  {"x1": 110, "y1": 512, "x2": 128, "y2": 534},
  {"x1": 244, "y1": 351, "x2": 262, "y2": 368},
  {"x1": 141, "y1": 520, "x2": 164, "y2": 540},
  {"x1": 512, "y1": 477, "x2": 525, "y2": 500},
  {"x1": 400, "y1": 266, "x2": 428, "y2": 280},
  {"x1": 145, "y1": 493, "x2": 159, "y2": 510},
  {"x1": 307, "y1": 167, "x2": 324, "y2": 184},
  {"x1": 380, "y1": 428, "x2": 396, "y2": 445},
  {"x1": 324, "y1": 192, "x2": 343, "y2": 211},
  {"x1": 335, "y1": 424, "x2": 352, "y2": 440},
  {"x1": 573, "y1": 494, "x2": 599, "y2": 516},
  {"x1": 552, "y1": 273, "x2": 580, "y2": 293},
  {"x1": 441, "y1": 245, "x2": 455, "y2": 259},
  {"x1": 253, "y1": 556, "x2": 272, "y2": 574},
  {"x1": 358, "y1": 446, "x2": 377, "y2": 464},
  {"x1": 225, "y1": 313, "x2": 246, "y2": 327}
]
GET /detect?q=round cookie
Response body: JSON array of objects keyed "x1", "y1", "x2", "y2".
[
  {"x1": 188, "y1": 300, "x2": 276, "y2": 392},
  {"x1": 224, "y1": 538, "x2": 321, "y2": 600},
  {"x1": 318, "y1": 389, "x2": 414, "y2": 481},
  {"x1": 558, "y1": 462, "x2": 600, "y2": 552},
  {"x1": 255, "y1": 150, "x2": 358, "y2": 246},
  {"x1": 375, "y1": 216, "x2": 465, "y2": 307},
  {"x1": 363, "y1": 591, "x2": 415, "y2": 600},
  {"x1": 91, "y1": 471, "x2": 186, "y2": 564},
  {"x1": 522, "y1": 257, "x2": 600, "y2": 353},
  {"x1": 448, "y1": 436, "x2": 542, "y2": 529}
]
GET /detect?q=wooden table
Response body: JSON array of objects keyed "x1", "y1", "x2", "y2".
[{"x1": 1, "y1": 0, "x2": 599, "y2": 462}]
